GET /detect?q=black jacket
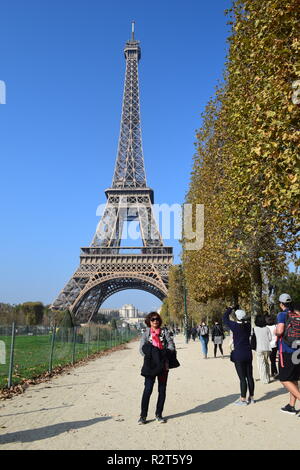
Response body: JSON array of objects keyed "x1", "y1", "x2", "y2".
[
  {"x1": 140, "y1": 343, "x2": 180, "y2": 377},
  {"x1": 211, "y1": 324, "x2": 225, "y2": 340},
  {"x1": 141, "y1": 343, "x2": 166, "y2": 377}
]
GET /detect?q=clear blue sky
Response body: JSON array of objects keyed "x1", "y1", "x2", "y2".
[{"x1": 0, "y1": 0, "x2": 231, "y2": 312}]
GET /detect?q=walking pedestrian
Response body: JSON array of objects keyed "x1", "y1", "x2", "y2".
[
  {"x1": 191, "y1": 327, "x2": 197, "y2": 342},
  {"x1": 187, "y1": 327, "x2": 192, "y2": 342},
  {"x1": 138, "y1": 312, "x2": 177, "y2": 424},
  {"x1": 253, "y1": 314, "x2": 272, "y2": 384},
  {"x1": 275, "y1": 294, "x2": 300, "y2": 416},
  {"x1": 223, "y1": 306, "x2": 255, "y2": 406},
  {"x1": 211, "y1": 321, "x2": 225, "y2": 358},
  {"x1": 197, "y1": 321, "x2": 209, "y2": 359},
  {"x1": 265, "y1": 314, "x2": 278, "y2": 378}
]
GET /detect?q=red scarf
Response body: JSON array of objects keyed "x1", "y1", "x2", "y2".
[{"x1": 151, "y1": 327, "x2": 163, "y2": 349}]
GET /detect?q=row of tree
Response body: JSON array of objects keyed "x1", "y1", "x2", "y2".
[
  {"x1": 161, "y1": 268, "x2": 300, "y2": 327},
  {"x1": 0, "y1": 300, "x2": 145, "y2": 328},
  {"x1": 161, "y1": 1, "x2": 300, "y2": 326},
  {"x1": 181, "y1": 0, "x2": 300, "y2": 317},
  {"x1": 0, "y1": 302, "x2": 113, "y2": 326},
  {"x1": 0, "y1": 302, "x2": 50, "y2": 326}
]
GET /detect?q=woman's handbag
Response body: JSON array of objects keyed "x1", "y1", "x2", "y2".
[{"x1": 167, "y1": 349, "x2": 180, "y2": 368}]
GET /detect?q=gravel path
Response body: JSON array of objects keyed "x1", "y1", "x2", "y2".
[{"x1": 0, "y1": 334, "x2": 299, "y2": 450}]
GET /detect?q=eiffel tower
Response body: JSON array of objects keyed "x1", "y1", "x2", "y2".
[{"x1": 51, "y1": 23, "x2": 173, "y2": 323}]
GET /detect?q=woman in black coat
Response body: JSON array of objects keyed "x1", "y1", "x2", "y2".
[
  {"x1": 138, "y1": 312, "x2": 176, "y2": 424},
  {"x1": 211, "y1": 321, "x2": 225, "y2": 358}
]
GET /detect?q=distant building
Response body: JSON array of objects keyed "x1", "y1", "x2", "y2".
[
  {"x1": 118, "y1": 304, "x2": 147, "y2": 327},
  {"x1": 119, "y1": 304, "x2": 140, "y2": 319},
  {"x1": 97, "y1": 305, "x2": 146, "y2": 322},
  {"x1": 97, "y1": 308, "x2": 120, "y2": 319}
]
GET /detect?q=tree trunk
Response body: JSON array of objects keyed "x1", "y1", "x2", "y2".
[
  {"x1": 250, "y1": 259, "x2": 263, "y2": 318},
  {"x1": 231, "y1": 289, "x2": 239, "y2": 308}
]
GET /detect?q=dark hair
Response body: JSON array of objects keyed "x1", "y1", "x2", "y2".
[
  {"x1": 145, "y1": 312, "x2": 162, "y2": 328},
  {"x1": 293, "y1": 303, "x2": 300, "y2": 312},
  {"x1": 265, "y1": 314, "x2": 276, "y2": 326},
  {"x1": 255, "y1": 314, "x2": 267, "y2": 328},
  {"x1": 282, "y1": 302, "x2": 294, "y2": 311}
]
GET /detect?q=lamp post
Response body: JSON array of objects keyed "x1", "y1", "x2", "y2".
[
  {"x1": 181, "y1": 203, "x2": 189, "y2": 344},
  {"x1": 184, "y1": 287, "x2": 189, "y2": 344}
]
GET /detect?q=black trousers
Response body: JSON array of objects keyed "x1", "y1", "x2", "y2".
[
  {"x1": 270, "y1": 347, "x2": 278, "y2": 376},
  {"x1": 141, "y1": 370, "x2": 169, "y2": 418},
  {"x1": 234, "y1": 361, "x2": 255, "y2": 398}
]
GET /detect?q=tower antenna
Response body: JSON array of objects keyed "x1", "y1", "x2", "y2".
[{"x1": 131, "y1": 21, "x2": 135, "y2": 40}]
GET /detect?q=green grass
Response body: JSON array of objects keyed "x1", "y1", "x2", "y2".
[{"x1": 0, "y1": 331, "x2": 137, "y2": 388}]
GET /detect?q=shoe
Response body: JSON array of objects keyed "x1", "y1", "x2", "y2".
[
  {"x1": 233, "y1": 399, "x2": 248, "y2": 406},
  {"x1": 156, "y1": 415, "x2": 167, "y2": 423},
  {"x1": 247, "y1": 398, "x2": 256, "y2": 404},
  {"x1": 280, "y1": 404, "x2": 296, "y2": 415},
  {"x1": 138, "y1": 416, "x2": 146, "y2": 424}
]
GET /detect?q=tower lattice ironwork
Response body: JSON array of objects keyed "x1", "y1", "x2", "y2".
[{"x1": 51, "y1": 23, "x2": 173, "y2": 323}]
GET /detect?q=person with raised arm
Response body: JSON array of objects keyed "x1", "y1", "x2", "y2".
[{"x1": 223, "y1": 306, "x2": 255, "y2": 405}]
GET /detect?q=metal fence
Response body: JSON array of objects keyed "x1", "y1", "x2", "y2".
[{"x1": 0, "y1": 323, "x2": 139, "y2": 389}]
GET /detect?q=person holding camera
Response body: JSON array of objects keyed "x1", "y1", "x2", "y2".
[{"x1": 223, "y1": 306, "x2": 255, "y2": 406}]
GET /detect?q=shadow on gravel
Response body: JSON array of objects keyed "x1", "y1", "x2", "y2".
[
  {"x1": 167, "y1": 393, "x2": 240, "y2": 419},
  {"x1": 0, "y1": 405, "x2": 73, "y2": 418},
  {"x1": 0, "y1": 417, "x2": 111, "y2": 444},
  {"x1": 167, "y1": 386, "x2": 289, "y2": 420},
  {"x1": 255, "y1": 387, "x2": 287, "y2": 403},
  {"x1": 36, "y1": 382, "x2": 101, "y2": 390}
]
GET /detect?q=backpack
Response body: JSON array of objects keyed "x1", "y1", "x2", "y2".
[
  {"x1": 199, "y1": 325, "x2": 208, "y2": 336},
  {"x1": 283, "y1": 310, "x2": 300, "y2": 348}
]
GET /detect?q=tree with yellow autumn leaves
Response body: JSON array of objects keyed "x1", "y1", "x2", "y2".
[{"x1": 183, "y1": 0, "x2": 300, "y2": 317}]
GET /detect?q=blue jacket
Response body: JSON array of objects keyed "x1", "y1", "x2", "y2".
[{"x1": 141, "y1": 343, "x2": 166, "y2": 377}]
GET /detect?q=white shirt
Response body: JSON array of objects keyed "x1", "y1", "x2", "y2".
[
  {"x1": 254, "y1": 326, "x2": 272, "y2": 352},
  {"x1": 267, "y1": 324, "x2": 277, "y2": 349}
]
